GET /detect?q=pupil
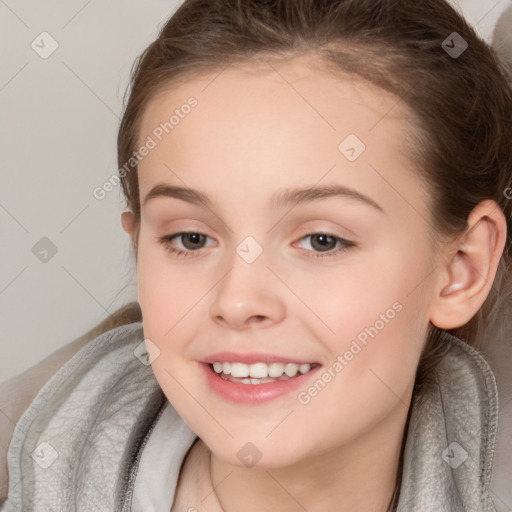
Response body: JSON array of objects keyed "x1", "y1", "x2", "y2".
[
  {"x1": 312, "y1": 234, "x2": 335, "y2": 251},
  {"x1": 184, "y1": 233, "x2": 203, "y2": 248}
]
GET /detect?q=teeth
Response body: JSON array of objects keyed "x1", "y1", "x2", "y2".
[
  {"x1": 299, "y1": 363, "x2": 311, "y2": 374},
  {"x1": 268, "y1": 362, "x2": 283, "y2": 378},
  {"x1": 231, "y1": 362, "x2": 250, "y2": 378},
  {"x1": 284, "y1": 363, "x2": 299, "y2": 377},
  {"x1": 211, "y1": 361, "x2": 312, "y2": 379},
  {"x1": 248, "y1": 362, "x2": 268, "y2": 378}
]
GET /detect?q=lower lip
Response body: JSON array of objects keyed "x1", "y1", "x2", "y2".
[{"x1": 200, "y1": 362, "x2": 322, "y2": 404}]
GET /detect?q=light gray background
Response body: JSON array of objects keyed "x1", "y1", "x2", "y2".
[{"x1": 1, "y1": 0, "x2": 510, "y2": 382}]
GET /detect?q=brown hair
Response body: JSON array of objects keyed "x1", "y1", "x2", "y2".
[{"x1": 114, "y1": 0, "x2": 512, "y2": 507}]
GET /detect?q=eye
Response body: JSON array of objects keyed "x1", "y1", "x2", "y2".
[
  {"x1": 157, "y1": 231, "x2": 356, "y2": 259},
  {"x1": 157, "y1": 232, "x2": 214, "y2": 258},
  {"x1": 294, "y1": 232, "x2": 356, "y2": 259}
]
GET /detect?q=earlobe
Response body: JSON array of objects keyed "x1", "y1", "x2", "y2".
[{"x1": 430, "y1": 200, "x2": 507, "y2": 330}]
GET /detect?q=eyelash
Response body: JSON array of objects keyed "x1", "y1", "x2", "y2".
[{"x1": 157, "y1": 231, "x2": 356, "y2": 260}]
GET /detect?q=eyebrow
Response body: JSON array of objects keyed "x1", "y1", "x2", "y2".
[{"x1": 143, "y1": 183, "x2": 384, "y2": 213}]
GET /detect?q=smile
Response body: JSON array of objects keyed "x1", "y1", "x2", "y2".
[
  {"x1": 211, "y1": 361, "x2": 316, "y2": 384},
  {"x1": 201, "y1": 361, "x2": 322, "y2": 404}
]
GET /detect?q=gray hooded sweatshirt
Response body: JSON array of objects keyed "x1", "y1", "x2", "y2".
[{"x1": 0, "y1": 322, "x2": 498, "y2": 511}]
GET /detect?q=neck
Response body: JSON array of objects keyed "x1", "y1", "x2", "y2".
[{"x1": 209, "y1": 395, "x2": 412, "y2": 512}]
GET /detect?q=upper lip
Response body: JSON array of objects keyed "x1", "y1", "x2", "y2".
[{"x1": 201, "y1": 352, "x2": 318, "y2": 365}]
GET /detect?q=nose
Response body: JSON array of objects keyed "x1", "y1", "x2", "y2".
[{"x1": 209, "y1": 251, "x2": 286, "y2": 331}]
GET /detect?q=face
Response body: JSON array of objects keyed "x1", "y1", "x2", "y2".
[{"x1": 130, "y1": 54, "x2": 441, "y2": 469}]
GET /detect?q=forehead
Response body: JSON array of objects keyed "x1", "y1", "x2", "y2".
[
  {"x1": 135, "y1": 54, "x2": 427, "y2": 217},
  {"x1": 138, "y1": 53, "x2": 412, "y2": 143}
]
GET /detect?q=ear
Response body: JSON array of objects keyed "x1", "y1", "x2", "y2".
[
  {"x1": 121, "y1": 210, "x2": 139, "y2": 258},
  {"x1": 121, "y1": 210, "x2": 136, "y2": 235},
  {"x1": 429, "y1": 200, "x2": 507, "y2": 329}
]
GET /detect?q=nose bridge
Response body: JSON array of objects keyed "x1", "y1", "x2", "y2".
[{"x1": 209, "y1": 235, "x2": 285, "y2": 328}]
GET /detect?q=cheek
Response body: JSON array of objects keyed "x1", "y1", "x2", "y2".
[
  {"x1": 288, "y1": 286, "x2": 428, "y2": 459},
  {"x1": 278, "y1": 245, "x2": 430, "y2": 349},
  {"x1": 135, "y1": 232, "x2": 213, "y2": 385},
  {"x1": 289, "y1": 243, "x2": 432, "y2": 397},
  {"x1": 136, "y1": 232, "x2": 205, "y2": 331}
]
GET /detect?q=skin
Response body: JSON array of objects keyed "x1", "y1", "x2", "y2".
[{"x1": 121, "y1": 53, "x2": 507, "y2": 511}]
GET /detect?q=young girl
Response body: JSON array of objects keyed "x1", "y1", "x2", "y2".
[{"x1": 2, "y1": 0, "x2": 512, "y2": 511}]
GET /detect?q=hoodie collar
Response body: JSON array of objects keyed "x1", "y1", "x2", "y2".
[{"x1": 396, "y1": 331, "x2": 498, "y2": 511}]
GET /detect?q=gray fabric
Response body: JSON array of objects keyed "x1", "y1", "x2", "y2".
[
  {"x1": 0, "y1": 322, "x2": 500, "y2": 511},
  {"x1": 1, "y1": 323, "x2": 167, "y2": 512},
  {"x1": 397, "y1": 332, "x2": 498, "y2": 511}
]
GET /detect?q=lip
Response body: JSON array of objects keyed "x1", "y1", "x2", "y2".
[
  {"x1": 201, "y1": 352, "x2": 317, "y2": 365},
  {"x1": 200, "y1": 361, "x2": 322, "y2": 404}
]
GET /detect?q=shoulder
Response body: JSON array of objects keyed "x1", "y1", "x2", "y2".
[
  {"x1": 397, "y1": 329, "x2": 512, "y2": 511},
  {"x1": 441, "y1": 330, "x2": 512, "y2": 511},
  {"x1": 2, "y1": 317, "x2": 166, "y2": 510},
  {"x1": 0, "y1": 303, "x2": 143, "y2": 501},
  {"x1": 478, "y1": 327, "x2": 512, "y2": 512}
]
